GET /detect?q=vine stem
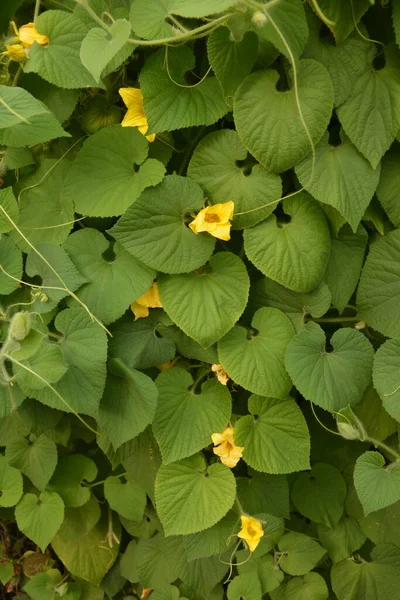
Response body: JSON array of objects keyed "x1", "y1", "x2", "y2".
[
  {"x1": 367, "y1": 438, "x2": 400, "y2": 461},
  {"x1": 34, "y1": 0, "x2": 41, "y2": 21},
  {"x1": 234, "y1": 496, "x2": 244, "y2": 516},
  {"x1": 87, "y1": 472, "x2": 127, "y2": 489},
  {"x1": 310, "y1": 316, "x2": 361, "y2": 324}
]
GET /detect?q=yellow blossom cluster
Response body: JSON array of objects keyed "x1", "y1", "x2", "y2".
[{"x1": 2, "y1": 22, "x2": 49, "y2": 62}]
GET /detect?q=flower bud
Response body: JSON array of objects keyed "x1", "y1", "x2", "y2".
[
  {"x1": 337, "y1": 421, "x2": 361, "y2": 440},
  {"x1": 9, "y1": 311, "x2": 31, "y2": 341},
  {"x1": 252, "y1": 10, "x2": 267, "y2": 27}
]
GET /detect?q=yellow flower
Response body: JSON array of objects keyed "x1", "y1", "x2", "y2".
[
  {"x1": 157, "y1": 359, "x2": 177, "y2": 371},
  {"x1": 130, "y1": 282, "x2": 162, "y2": 320},
  {"x1": 119, "y1": 87, "x2": 155, "y2": 142},
  {"x1": 237, "y1": 515, "x2": 264, "y2": 552},
  {"x1": 211, "y1": 427, "x2": 244, "y2": 468},
  {"x1": 2, "y1": 43, "x2": 26, "y2": 62},
  {"x1": 189, "y1": 201, "x2": 234, "y2": 241},
  {"x1": 211, "y1": 363, "x2": 229, "y2": 386},
  {"x1": 18, "y1": 23, "x2": 49, "y2": 48}
]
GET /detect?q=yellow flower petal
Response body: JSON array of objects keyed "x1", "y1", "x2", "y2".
[
  {"x1": 211, "y1": 364, "x2": 229, "y2": 385},
  {"x1": 189, "y1": 201, "x2": 235, "y2": 241},
  {"x1": 237, "y1": 515, "x2": 264, "y2": 552},
  {"x1": 119, "y1": 87, "x2": 156, "y2": 143},
  {"x1": 18, "y1": 23, "x2": 49, "y2": 48},
  {"x1": 130, "y1": 301, "x2": 149, "y2": 321},
  {"x1": 211, "y1": 427, "x2": 244, "y2": 468},
  {"x1": 2, "y1": 43, "x2": 26, "y2": 62},
  {"x1": 157, "y1": 359, "x2": 177, "y2": 371},
  {"x1": 135, "y1": 282, "x2": 162, "y2": 309}
]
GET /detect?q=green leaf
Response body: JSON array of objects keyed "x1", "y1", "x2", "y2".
[
  {"x1": 278, "y1": 532, "x2": 326, "y2": 576},
  {"x1": 187, "y1": 129, "x2": 282, "y2": 229},
  {"x1": 250, "y1": 278, "x2": 331, "y2": 333},
  {"x1": 134, "y1": 533, "x2": 178, "y2": 588},
  {"x1": 318, "y1": 516, "x2": 366, "y2": 563},
  {"x1": 25, "y1": 243, "x2": 87, "y2": 314},
  {"x1": 64, "y1": 228, "x2": 155, "y2": 325},
  {"x1": 49, "y1": 454, "x2": 97, "y2": 507},
  {"x1": 99, "y1": 359, "x2": 158, "y2": 449},
  {"x1": 52, "y1": 512, "x2": 121, "y2": 585},
  {"x1": 312, "y1": 0, "x2": 373, "y2": 44},
  {"x1": 0, "y1": 455, "x2": 23, "y2": 507},
  {"x1": 0, "y1": 187, "x2": 19, "y2": 234},
  {"x1": 323, "y1": 224, "x2": 368, "y2": 314},
  {"x1": 353, "y1": 385, "x2": 397, "y2": 441},
  {"x1": 109, "y1": 313, "x2": 176, "y2": 370},
  {"x1": 331, "y1": 543, "x2": 400, "y2": 600},
  {"x1": 0, "y1": 381, "x2": 25, "y2": 418},
  {"x1": 354, "y1": 451, "x2": 400, "y2": 516},
  {"x1": 130, "y1": 0, "x2": 239, "y2": 39},
  {"x1": 58, "y1": 498, "x2": 101, "y2": 543},
  {"x1": 155, "y1": 453, "x2": 236, "y2": 535},
  {"x1": 0, "y1": 85, "x2": 69, "y2": 146},
  {"x1": 291, "y1": 463, "x2": 347, "y2": 527},
  {"x1": 24, "y1": 10, "x2": 99, "y2": 89},
  {"x1": 243, "y1": 193, "x2": 331, "y2": 293},
  {"x1": 140, "y1": 46, "x2": 227, "y2": 133},
  {"x1": 157, "y1": 320, "x2": 218, "y2": 364},
  {"x1": 207, "y1": 27, "x2": 258, "y2": 107},
  {"x1": 15, "y1": 491, "x2": 64, "y2": 552},
  {"x1": 337, "y1": 44, "x2": 400, "y2": 168},
  {"x1": 110, "y1": 175, "x2": 215, "y2": 274},
  {"x1": 296, "y1": 133, "x2": 381, "y2": 231},
  {"x1": 357, "y1": 229, "x2": 400, "y2": 337},
  {"x1": 24, "y1": 570, "x2": 63, "y2": 600},
  {"x1": 63, "y1": 125, "x2": 165, "y2": 217},
  {"x1": 10, "y1": 159, "x2": 74, "y2": 252},
  {"x1": 5, "y1": 434, "x2": 57, "y2": 491},
  {"x1": 185, "y1": 510, "x2": 238, "y2": 560},
  {"x1": 227, "y1": 573, "x2": 262, "y2": 600},
  {"x1": 237, "y1": 548, "x2": 284, "y2": 594},
  {"x1": 14, "y1": 343, "x2": 68, "y2": 391},
  {"x1": 104, "y1": 476, "x2": 146, "y2": 521},
  {"x1": 303, "y1": 13, "x2": 372, "y2": 107},
  {"x1": 278, "y1": 572, "x2": 329, "y2": 600},
  {"x1": 21, "y1": 73, "x2": 79, "y2": 124},
  {"x1": 0, "y1": 236, "x2": 23, "y2": 295},
  {"x1": 234, "y1": 395, "x2": 310, "y2": 474},
  {"x1": 31, "y1": 306, "x2": 108, "y2": 417},
  {"x1": 0, "y1": 0, "x2": 24, "y2": 33},
  {"x1": 373, "y1": 339, "x2": 400, "y2": 422},
  {"x1": 237, "y1": 473, "x2": 289, "y2": 518},
  {"x1": 218, "y1": 307, "x2": 295, "y2": 398},
  {"x1": 285, "y1": 323, "x2": 374, "y2": 411},
  {"x1": 154, "y1": 367, "x2": 231, "y2": 463},
  {"x1": 80, "y1": 19, "x2": 131, "y2": 83},
  {"x1": 376, "y1": 145, "x2": 400, "y2": 227},
  {"x1": 256, "y1": 0, "x2": 308, "y2": 62},
  {"x1": 159, "y1": 253, "x2": 249, "y2": 347},
  {"x1": 0, "y1": 561, "x2": 13, "y2": 584},
  {"x1": 359, "y1": 502, "x2": 400, "y2": 546},
  {"x1": 120, "y1": 540, "x2": 139, "y2": 583},
  {"x1": 234, "y1": 60, "x2": 333, "y2": 173}
]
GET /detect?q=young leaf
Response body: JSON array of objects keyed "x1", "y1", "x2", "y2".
[
  {"x1": 64, "y1": 228, "x2": 155, "y2": 325},
  {"x1": 227, "y1": 573, "x2": 262, "y2": 600},
  {"x1": 285, "y1": 323, "x2": 374, "y2": 411},
  {"x1": 158, "y1": 253, "x2": 250, "y2": 347},
  {"x1": 153, "y1": 367, "x2": 232, "y2": 464},
  {"x1": 49, "y1": 454, "x2": 97, "y2": 507},
  {"x1": 5, "y1": 434, "x2": 57, "y2": 491},
  {"x1": 279, "y1": 572, "x2": 329, "y2": 600},
  {"x1": 218, "y1": 307, "x2": 295, "y2": 398},
  {"x1": 63, "y1": 125, "x2": 165, "y2": 217},
  {"x1": 15, "y1": 491, "x2": 64, "y2": 552},
  {"x1": 187, "y1": 129, "x2": 282, "y2": 229},
  {"x1": 110, "y1": 175, "x2": 215, "y2": 274},
  {"x1": 14, "y1": 343, "x2": 68, "y2": 391},
  {"x1": 234, "y1": 395, "x2": 310, "y2": 474},
  {"x1": 278, "y1": 532, "x2": 326, "y2": 576},
  {"x1": 104, "y1": 476, "x2": 146, "y2": 521},
  {"x1": 234, "y1": 60, "x2": 333, "y2": 173},
  {"x1": 243, "y1": 193, "x2": 331, "y2": 293},
  {"x1": 80, "y1": 19, "x2": 131, "y2": 83},
  {"x1": 354, "y1": 451, "x2": 400, "y2": 516},
  {"x1": 155, "y1": 454, "x2": 236, "y2": 535}
]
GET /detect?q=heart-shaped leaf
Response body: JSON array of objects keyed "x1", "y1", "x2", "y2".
[
  {"x1": 49, "y1": 455, "x2": 97, "y2": 507},
  {"x1": 187, "y1": 129, "x2": 282, "y2": 229},
  {"x1": 377, "y1": 146, "x2": 400, "y2": 228},
  {"x1": 234, "y1": 395, "x2": 310, "y2": 474},
  {"x1": 278, "y1": 532, "x2": 326, "y2": 576},
  {"x1": 110, "y1": 175, "x2": 215, "y2": 274},
  {"x1": 373, "y1": 339, "x2": 400, "y2": 422},
  {"x1": 0, "y1": 455, "x2": 23, "y2": 507},
  {"x1": 153, "y1": 367, "x2": 231, "y2": 464},
  {"x1": 6, "y1": 434, "x2": 57, "y2": 491},
  {"x1": 80, "y1": 19, "x2": 131, "y2": 83},
  {"x1": 354, "y1": 451, "x2": 400, "y2": 516},
  {"x1": 285, "y1": 323, "x2": 374, "y2": 411},
  {"x1": 218, "y1": 307, "x2": 295, "y2": 398},
  {"x1": 244, "y1": 193, "x2": 331, "y2": 293},
  {"x1": 234, "y1": 59, "x2": 333, "y2": 173},
  {"x1": 104, "y1": 476, "x2": 146, "y2": 521},
  {"x1": 296, "y1": 132, "x2": 381, "y2": 231},
  {"x1": 155, "y1": 454, "x2": 236, "y2": 535},
  {"x1": 291, "y1": 463, "x2": 347, "y2": 528},
  {"x1": 15, "y1": 491, "x2": 64, "y2": 551},
  {"x1": 63, "y1": 125, "x2": 165, "y2": 217},
  {"x1": 159, "y1": 252, "x2": 250, "y2": 348}
]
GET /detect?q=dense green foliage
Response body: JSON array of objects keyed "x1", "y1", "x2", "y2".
[{"x1": 1, "y1": 0, "x2": 400, "y2": 598}]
